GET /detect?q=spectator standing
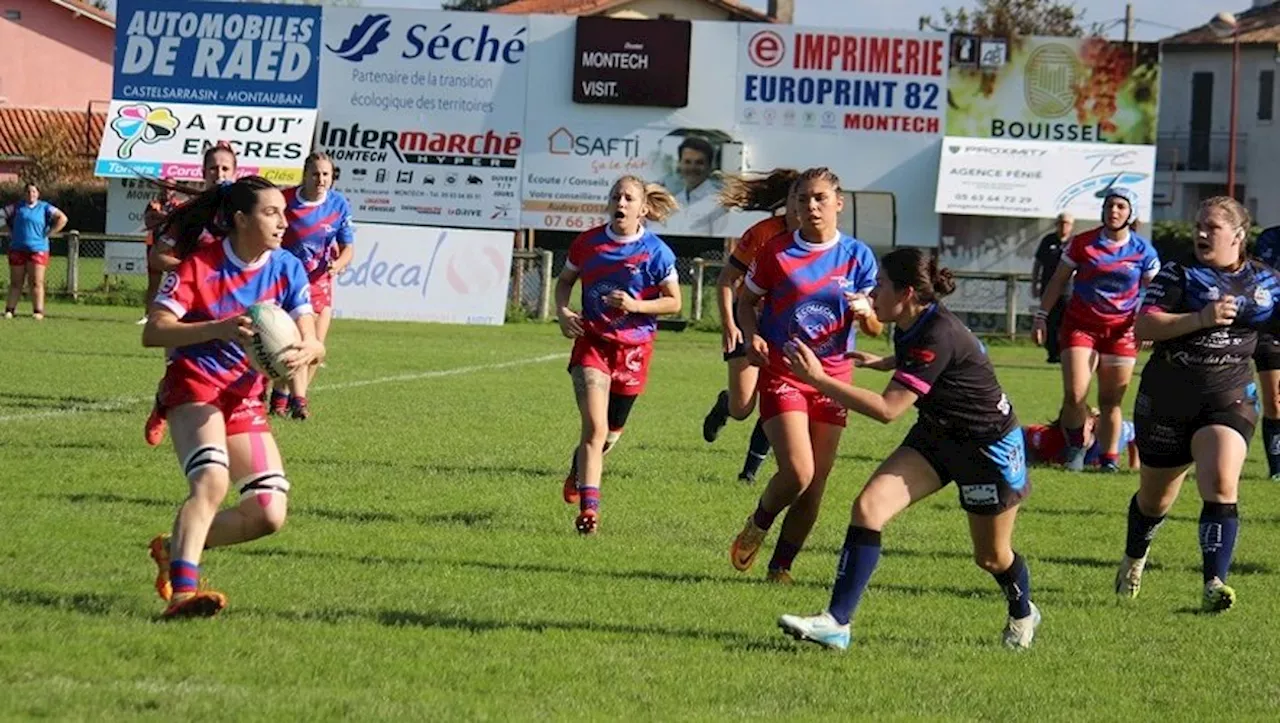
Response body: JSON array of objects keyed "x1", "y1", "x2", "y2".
[
  {"x1": 1032, "y1": 212, "x2": 1074, "y2": 363},
  {"x1": 1, "y1": 182, "x2": 68, "y2": 320}
]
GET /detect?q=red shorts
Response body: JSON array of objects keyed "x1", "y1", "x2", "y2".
[
  {"x1": 309, "y1": 275, "x2": 332, "y2": 314},
  {"x1": 158, "y1": 373, "x2": 271, "y2": 436},
  {"x1": 1060, "y1": 320, "x2": 1138, "y2": 362},
  {"x1": 758, "y1": 368, "x2": 849, "y2": 427},
  {"x1": 8, "y1": 250, "x2": 49, "y2": 267},
  {"x1": 568, "y1": 335, "x2": 653, "y2": 396}
]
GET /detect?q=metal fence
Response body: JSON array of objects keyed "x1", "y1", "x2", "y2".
[
  {"x1": 688, "y1": 258, "x2": 1036, "y2": 339},
  {"x1": 2, "y1": 232, "x2": 1035, "y2": 335}
]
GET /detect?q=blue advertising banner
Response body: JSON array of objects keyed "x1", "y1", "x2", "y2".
[{"x1": 112, "y1": 0, "x2": 322, "y2": 110}]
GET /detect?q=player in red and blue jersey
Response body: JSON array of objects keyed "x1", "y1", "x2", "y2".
[
  {"x1": 141, "y1": 175, "x2": 325, "y2": 619},
  {"x1": 1033, "y1": 189, "x2": 1159, "y2": 472},
  {"x1": 2, "y1": 182, "x2": 67, "y2": 320},
  {"x1": 555, "y1": 175, "x2": 682, "y2": 535},
  {"x1": 144, "y1": 143, "x2": 240, "y2": 447},
  {"x1": 1024, "y1": 408, "x2": 1139, "y2": 469},
  {"x1": 1251, "y1": 225, "x2": 1280, "y2": 478},
  {"x1": 269, "y1": 152, "x2": 355, "y2": 421},
  {"x1": 729, "y1": 167, "x2": 881, "y2": 584}
]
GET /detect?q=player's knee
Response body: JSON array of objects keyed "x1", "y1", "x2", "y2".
[
  {"x1": 780, "y1": 457, "x2": 815, "y2": 489},
  {"x1": 972, "y1": 549, "x2": 1009, "y2": 574},
  {"x1": 851, "y1": 493, "x2": 885, "y2": 528},
  {"x1": 183, "y1": 445, "x2": 230, "y2": 498},
  {"x1": 237, "y1": 472, "x2": 291, "y2": 534}
]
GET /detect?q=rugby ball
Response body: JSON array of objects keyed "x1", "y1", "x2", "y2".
[{"x1": 246, "y1": 302, "x2": 300, "y2": 381}]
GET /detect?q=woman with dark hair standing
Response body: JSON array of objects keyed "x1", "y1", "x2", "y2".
[
  {"x1": 143, "y1": 175, "x2": 323, "y2": 618},
  {"x1": 2, "y1": 182, "x2": 67, "y2": 320},
  {"x1": 776, "y1": 247, "x2": 1039, "y2": 651},
  {"x1": 1117, "y1": 196, "x2": 1280, "y2": 613}
]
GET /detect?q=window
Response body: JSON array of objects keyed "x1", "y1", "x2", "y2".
[{"x1": 1259, "y1": 70, "x2": 1274, "y2": 122}]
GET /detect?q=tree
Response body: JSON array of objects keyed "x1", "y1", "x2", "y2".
[
  {"x1": 442, "y1": 0, "x2": 518, "y2": 10},
  {"x1": 19, "y1": 125, "x2": 92, "y2": 188},
  {"x1": 921, "y1": 0, "x2": 1087, "y2": 38}
]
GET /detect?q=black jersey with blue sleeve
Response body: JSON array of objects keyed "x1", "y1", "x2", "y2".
[{"x1": 1139, "y1": 260, "x2": 1280, "y2": 392}]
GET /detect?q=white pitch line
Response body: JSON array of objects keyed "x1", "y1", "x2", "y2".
[{"x1": 0, "y1": 353, "x2": 563, "y2": 424}]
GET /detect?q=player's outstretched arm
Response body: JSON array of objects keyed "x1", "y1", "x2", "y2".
[{"x1": 142, "y1": 309, "x2": 250, "y2": 348}]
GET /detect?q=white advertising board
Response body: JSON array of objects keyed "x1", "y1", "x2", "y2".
[
  {"x1": 316, "y1": 9, "x2": 529, "y2": 229},
  {"x1": 735, "y1": 26, "x2": 950, "y2": 247},
  {"x1": 331, "y1": 223, "x2": 513, "y2": 325},
  {"x1": 934, "y1": 136, "x2": 1155, "y2": 221},
  {"x1": 519, "y1": 17, "x2": 760, "y2": 238}
]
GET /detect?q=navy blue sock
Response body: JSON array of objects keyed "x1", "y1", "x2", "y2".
[
  {"x1": 1263, "y1": 418, "x2": 1280, "y2": 477},
  {"x1": 741, "y1": 418, "x2": 771, "y2": 478},
  {"x1": 768, "y1": 538, "x2": 802, "y2": 572},
  {"x1": 1125, "y1": 495, "x2": 1166, "y2": 559},
  {"x1": 992, "y1": 552, "x2": 1032, "y2": 619},
  {"x1": 827, "y1": 526, "x2": 881, "y2": 625},
  {"x1": 1199, "y1": 502, "x2": 1240, "y2": 583}
]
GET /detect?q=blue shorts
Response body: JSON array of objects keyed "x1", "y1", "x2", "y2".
[{"x1": 903, "y1": 423, "x2": 1031, "y2": 515}]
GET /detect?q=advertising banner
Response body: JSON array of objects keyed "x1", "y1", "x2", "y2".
[
  {"x1": 316, "y1": 9, "x2": 529, "y2": 229},
  {"x1": 94, "y1": 101, "x2": 316, "y2": 183},
  {"x1": 572, "y1": 17, "x2": 692, "y2": 108},
  {"x1": 521, "y1": 18, "x2": 762, "y2": 238},
  {"x1": 734, "y1": 25, "x2": 949, "y2": 247},
  {"x1": 737, "y1": 27, "x2": 947, "y2": 135},
  {"x1": 934, "y1": 136, "x2": 1155, "y2": 221},
  {"x1": 945, "y1": 36, "x2": 1160, "y2": 145},
  {"x1": 112, "y1": 0, "x2": 322, "y2": 109},
  {"x1": 331, "y1": 223, "x2": 513, "y2": 325}
]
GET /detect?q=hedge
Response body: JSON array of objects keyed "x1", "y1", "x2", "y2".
[{"x1": 0, "y1": 180, "x2": 108, "y2": 233}]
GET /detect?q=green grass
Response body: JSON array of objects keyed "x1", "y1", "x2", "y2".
[{"x1": 2, "y1": 303, "x2": 1280, "y2": 720}]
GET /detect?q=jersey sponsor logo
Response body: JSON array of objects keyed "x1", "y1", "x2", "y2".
[
  {"x1": 997, "y1": 392, "x2": 1011, "y2": 417},
  {"x1": 1255, "y1": 286, "x2": 1272, "y2": 308},
  {"x1": 908, "y1": 347, "x2": 937, "y2": 364},
  {"x1": 586, "y1": 280, "x2": 626, "y2": 327},
  {"x1": 1205, "y1": 286, "x2": 1221, "y2": 301},
  {"x1": 790, "y1": 301, "x2": 841, "y2": 356},
  {"x1": 960, "y1": 483, "x2": 999, "y2": 507},
  {"x1": 159, "y1": 271, "x2": 180, "y2": 295}
]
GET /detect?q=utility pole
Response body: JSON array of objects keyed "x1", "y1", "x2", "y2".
[{"x1": 1124, "y1": 4, "x2": 1134, "y2": 42}]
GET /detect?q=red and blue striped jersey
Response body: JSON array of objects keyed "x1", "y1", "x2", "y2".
[
  {"x1": 281, "y1": 187, "x2": 354, "y2": 282},
  {"x1": 1061, "y1": 227, "x2": 1160, "y2": 330},
  {"x1": 154, "y1": 238, "x2": 313, "y2": 398},
  {"x1": 565, "y1": 224, "x2": 678, "y2": 346},
  {"x1": 746, "y1": 231, "x2": 878, "y2": 379}
]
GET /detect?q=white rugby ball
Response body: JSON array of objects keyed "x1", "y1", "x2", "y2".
[{"x1": 246, "y1": 302, "x2": 301, "y2": 381}]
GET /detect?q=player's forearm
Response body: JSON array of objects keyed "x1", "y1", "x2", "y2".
[
  {"x1": 142, "y1": 316, "x2": 224, "y2": 348},
  {"x1": 859, "y1": 313, "x2": 884, "y2": 337},
  {"x1": 634, "y1": 294, "x2": 681, "y2": 316},
  {"x1": 554, "y1": 278, "x2": 575, "y2": 315},
  {"x1": 716, "y1": 266, "x2": 740, "y2": 329},
  {"x1": 866, "y1": 354, "x2": 897, "y2": 372},
  {"x1": 812, "y1": 376, "x2": 894, "y2": 423},
  {"x1": 736, "y1": 295, "x2": 760, "y2": 339},
  {"x1": 333, "y1": 245, "x2": 355, "y2": 271},
  {"x1": 1039, "y1": 272, "x2": 1069, "y2": 312},
  {"x1": 1135, "y1": 310, "x2": 1205, "y2": 341}
]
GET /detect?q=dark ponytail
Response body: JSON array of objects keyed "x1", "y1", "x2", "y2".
[
  {"x1": 881, "y1": 247, "x2": 955, "y2": 303},
  {"x1": 150, "y1": 175, "x2": 278, "y2": 259}
]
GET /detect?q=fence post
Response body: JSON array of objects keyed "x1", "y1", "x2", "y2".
[
  {"x1": 539, "y1": 249, "x2": 553, "y2": 321},
  {"x1": 1005, "y1": 274, "x2": 1018, "y2": 341},
  {"x1": 692, "y1": 257, "x2": 705, "y2": 322},
  {"x1": 66, "y1": 230, "x2": 80, "y2": 300}
]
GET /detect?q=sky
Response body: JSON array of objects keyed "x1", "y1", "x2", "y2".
[{"x1": 102, "y1": 0, "x2": 1230, "y2": 42}]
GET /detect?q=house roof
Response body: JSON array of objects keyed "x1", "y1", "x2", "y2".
[
  {"x1": 492, "y1": 0, "x2": 774, "y2": 22},
  {"x1": 0, "y1": 107, "x2": 105, "y2": 159},
  {"x1": 46, "y1": 0, "x2": 115, "y2": 29},
  {"x1": 1162, "y1": 3, "x2": 1280, "y2": 45}
]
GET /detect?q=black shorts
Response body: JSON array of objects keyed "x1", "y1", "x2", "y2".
[
  {"x1": 1255, "y1": 333, "x2": 1280, "y2": 372},
  {"x1": 724, "y1": 303, "x2": 747, "y2": 361},
  {"x1": 902, "y1": 423, "x2": 1031, "y2": 515},
  {"x1": 1133, "y1": 383, "x2": 1259, "y2": 468}
]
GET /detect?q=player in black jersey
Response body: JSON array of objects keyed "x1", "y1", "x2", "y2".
[
  {"x1": 1250, "y1": 225, "x2": 1280, "y2": 479},
  {"x1": 773, "y1": 248, "x2": 1039, "y2": 651},
  {"x1": 1119, "y1": 196, "x2": 1280, "y2": 612}
]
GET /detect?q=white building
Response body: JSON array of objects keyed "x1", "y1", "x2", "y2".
[{"x1": 1155, "y1": 1, "x2": 1280, "y2": 226}]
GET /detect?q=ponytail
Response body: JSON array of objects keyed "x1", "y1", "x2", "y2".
[
  {"x1": 149, "y1": 175, "x2": 278, "y2": 259},
  {"x1": 717, "y1": 168, "x2": 800, "y2": 211},
  {"x1": 881, "y1": 247, "x2": 955, "y2": 303}
]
